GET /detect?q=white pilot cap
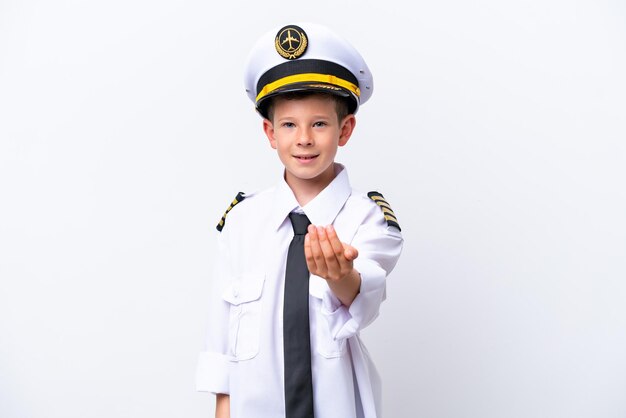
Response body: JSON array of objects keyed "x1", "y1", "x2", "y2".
[{"x1": 243, "y1": 22, "x2": 374, "y2": 118}]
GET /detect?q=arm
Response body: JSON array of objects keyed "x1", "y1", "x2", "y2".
[
  {"x1": 305, "y1": 204, "x2": 403, "y2": 339},
  {"x1": 215, "y1": 393, "x2": 230, "y2": 418},
  {"x1": 196, "y1": 232, "x2": 231, "y2": 396},
  {"x1": 305, "y1": 224, "x2": 361, "y2": 307}
]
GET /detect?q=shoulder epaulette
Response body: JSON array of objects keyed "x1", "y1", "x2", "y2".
[
  {"x1": 216, "y1": 192, "x2": 245, "y2": 232},
  {"x1": 367, "y1": 191, "x2": 401, "y2": 231}
]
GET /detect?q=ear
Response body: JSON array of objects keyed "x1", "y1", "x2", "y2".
[
  {"x1": 262, "y1": 118, "x2": 277, "y2": 149},
  {"x1": 338, "y1": 115, "x2": 356, "y2": 147}
]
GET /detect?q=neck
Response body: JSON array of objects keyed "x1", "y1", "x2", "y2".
[{"x1": 285, "y1": 164, "x2": 337, "y2": 207}]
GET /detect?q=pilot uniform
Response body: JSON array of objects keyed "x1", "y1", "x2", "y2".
[
  {"x1": 195, "y1": 22, "x2": 404, "y2": 418},
  {"x1": 196, "y1": 164, "x2": 402, "y2": 417}
]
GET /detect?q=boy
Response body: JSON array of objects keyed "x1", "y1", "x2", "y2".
[{"x1": 196, "y1": 23, "x2": 403, "y2": 418}]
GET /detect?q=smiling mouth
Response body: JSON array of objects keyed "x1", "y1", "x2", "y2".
[{"x1": 294, "y1": 155, "x2": 318, "y2": 161}]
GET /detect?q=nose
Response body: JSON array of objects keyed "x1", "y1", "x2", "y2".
[{"x1": 297, "y1": 127, "x2": 313, "y2": 146}]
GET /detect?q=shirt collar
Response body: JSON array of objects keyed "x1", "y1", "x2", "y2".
[{"x1": 270, "y1": 163, "x2": 352, "y2": 231}]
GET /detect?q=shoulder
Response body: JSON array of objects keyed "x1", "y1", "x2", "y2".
[
  {"x1": 365, "y1": 191, "x2": 402, "y2": 231},
  {"x1": 214, "y1": 187, "x2": 273, "y2": 232},
  {"x1": 345, "y1": 189, "x2": 403, "y2": 273},
  {"x1": 348, "y1": 189, "x2": 402, "y2": 232}
]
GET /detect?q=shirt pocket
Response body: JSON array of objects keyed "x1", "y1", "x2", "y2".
[
  {"x1": 309, "y1": 275, "x2": 347, "y2": 359},
  {"x1": 221, "y1": 274, "x2": 265, "y2": 361}
]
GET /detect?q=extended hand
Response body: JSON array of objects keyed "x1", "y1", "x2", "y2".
[{"x1": 304, "y1": 224, "x2": 358, "y2": 283}]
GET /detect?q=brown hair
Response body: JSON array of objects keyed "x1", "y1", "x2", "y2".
[{"x1": 265, "y1": 92, "x2": 350, "y2": 123}]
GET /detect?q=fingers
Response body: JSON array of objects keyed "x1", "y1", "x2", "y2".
[
  {"x1": 325, "y1": 225, "x2": 358, "y2": 263},
  {"x1": 304, "y1": 224, "x2": 356, "y2": 282},
  {"x1": 304, "y1": 227, "x2": 318, "y2": 274},
  {"x1": 325, "y1": 224, "x2": 348, "y2": 259},
  {"x1": 305, "y1": 225, "x2": 330, "y2": 278},
  {"x1": 343, "y1": 243, "x2": 359, "y2": 262},
  {"x1": 317, "y1": 226, "x2": 341, "y2": 278}
]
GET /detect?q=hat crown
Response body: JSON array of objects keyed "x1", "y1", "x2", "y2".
[{"x1": 243, "y1": 22, "x2": 373, "y2": 116}]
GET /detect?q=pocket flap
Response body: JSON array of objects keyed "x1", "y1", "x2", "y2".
[{"x1": 222, "y1": 274, "x2": 265, "y2": 305}]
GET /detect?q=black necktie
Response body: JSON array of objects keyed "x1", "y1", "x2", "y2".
[{"x1": 283, "y1": 212, "x2": 314, "y2": 418}]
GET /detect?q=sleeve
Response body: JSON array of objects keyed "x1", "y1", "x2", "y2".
[
  {"x1": 195, "y1": 231, "x2": 232, "y2": 394},
  {"x1": 321, "y1": 203, "x2": 403, "y2": 341}
]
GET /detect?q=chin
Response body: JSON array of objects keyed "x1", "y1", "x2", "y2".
[{"x1": 289, "y1": 170, "x2": 321, "y2": 181}]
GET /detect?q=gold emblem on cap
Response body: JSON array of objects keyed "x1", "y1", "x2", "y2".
[{"x1": 275, "y1": 25, "x2": 308, "y2": 60}]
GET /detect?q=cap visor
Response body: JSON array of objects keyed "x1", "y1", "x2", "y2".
[{"x1": 256, "y1": 82, "x2": 357, "y2": 118}]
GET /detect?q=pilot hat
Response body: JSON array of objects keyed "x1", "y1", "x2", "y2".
[{"x1": 243, "y1": 22, "x2": 373, "y2": 118}]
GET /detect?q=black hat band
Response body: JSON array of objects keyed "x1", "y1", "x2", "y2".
[{"x1": 255, "y1": 59, "x2": 360, "y2": 103}]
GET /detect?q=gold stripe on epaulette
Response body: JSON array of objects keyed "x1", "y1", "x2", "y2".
[
  {"x1": 367, "y1": 191, "x2": 401, "y2": 231},
  {"x1": 216, "y1": 192, "x2": 245, "y2": 232},
  {"x1": 380, "y1": 207, "x2": 395, "y2": 217},
  {"x1": 384, "y1": 215, "x2": 399, "y2": 226}
]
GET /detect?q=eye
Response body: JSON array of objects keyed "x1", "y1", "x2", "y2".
[
  {"x1": 313, "y1": 121, "x2": 328, "y2": 128},
  {"x1": 281, "y1": 122, "x2": 295, "y2": 128}
]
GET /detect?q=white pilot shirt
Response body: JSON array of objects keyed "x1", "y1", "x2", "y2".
[{"x1": 196, "y1": 164, "x2": 403, "y2": 418}]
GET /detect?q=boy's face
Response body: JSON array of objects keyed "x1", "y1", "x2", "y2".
[{"x1": 263, "y1": 95, "x2": 355, "y2": 191}]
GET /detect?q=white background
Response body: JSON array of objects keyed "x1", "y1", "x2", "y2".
[{"x1": 1, "y1": 0, "x2": 625, "y2": 417}]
